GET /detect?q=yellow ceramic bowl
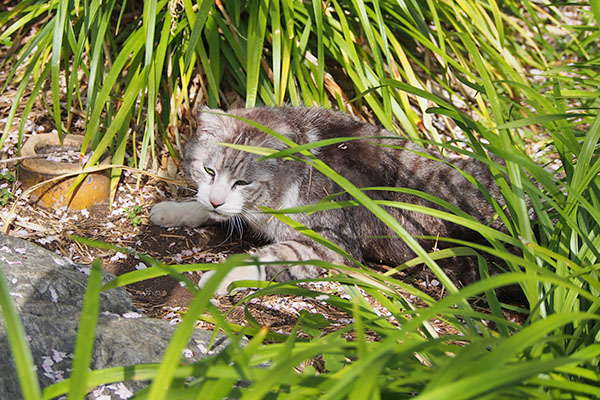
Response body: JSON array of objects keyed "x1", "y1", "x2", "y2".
[{"x1": 19, "y1": 134, "x2": 111, "y2": 210}]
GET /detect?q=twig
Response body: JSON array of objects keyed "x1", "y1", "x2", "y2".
[{"x1": 0, "y1": 151, "x2": 80, "y2": 164}]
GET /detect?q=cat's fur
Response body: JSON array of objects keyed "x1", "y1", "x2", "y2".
[{"x1": 151, "y1": 106, "x2": 505, "y2": 294}]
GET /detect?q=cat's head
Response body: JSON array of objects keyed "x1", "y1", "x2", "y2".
[{"x1": 184, "y1": 108, "x2": 292, "y2": 221}]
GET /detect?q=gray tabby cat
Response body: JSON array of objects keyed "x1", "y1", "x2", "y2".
[{"x1": 150, "y1": 107, "x2": 504, "y2": 294}]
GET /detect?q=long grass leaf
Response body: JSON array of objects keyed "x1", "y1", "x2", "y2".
[
  {"x1": 183, "y1": 0, "x2": 213, "y2": 69},
  {"x1": 0, "y1": 44, "x2": 49, "y2": 151},
  {"x1": 0, "y1": 266, "x2": 42, "y2": 399},
  {"x1": 146, "y1": 255, "x2": 246, "y2": 400},
  {"x1": 418, "y1": 358, "x2": 580, "y2": 400},
  {"x1": 82, "y1": 27, "x2": 145, "y2": 152},
  {"x1": 246, "y1": 0, "x2": 269, "y2": 107},
  {"x1": 50, "y1": 0, "x2": 69, "y2": 140},
  {"x1": 75, "y1": 70, "x2": 145, "y2": 190},
  {"x1": 139, "y1": 5, "x2": 171, "y2": 179},
  {"x1": 67, "y1": 259, "x2": 103, "y2": 400},
  {"x1": 44, "y1": 363, "x2": 205, "y2": 399}
]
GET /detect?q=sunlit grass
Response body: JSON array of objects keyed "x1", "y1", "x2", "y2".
[{"x1": 0, "y1": 1, "x2": 599, "y2": 399}]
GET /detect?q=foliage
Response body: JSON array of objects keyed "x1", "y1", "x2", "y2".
[
  {"x1": 124, "y1": 205, "x2": 143, "y2": 226},
  {"x1": 1, "y1": 0, "x2": 596, "y2": 191},
  {"x1": 0, "y1": 188, "x2": 13, "y2": 206},
  {"x1": 0, "y1": 170, "x2": 15, "y2": 205},
  {"x1": 0, "y1": 0, "x2": 599, "y2": 399}
]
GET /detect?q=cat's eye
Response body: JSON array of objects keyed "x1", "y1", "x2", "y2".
[
  {"x1": 204, "y1": 167, "x2": 215, "y2": 176},
  {"x1": 234, "y1": 180, "x2": 251, "y2": 187}
]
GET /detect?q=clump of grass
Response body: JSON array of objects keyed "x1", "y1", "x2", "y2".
[
  {"x1": 32, "y1": 86, "x2": 600, "y2": 398},
  {"x1": 1, "y1": 1, "x2": 596, "y2": 196},
  {"x1": 0, "y1": 1, "x2": 599, "y2": 399}
]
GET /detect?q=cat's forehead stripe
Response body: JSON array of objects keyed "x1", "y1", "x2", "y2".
[
  {"x1": 215, "y1": 153, "x2": 225, "y2": 171},
  {"x1": 228, "y1": 146, "x2": 250, "y2": 177},
  {"x1": 229, "y1": 154, "x2": 245, "y2": 177}
]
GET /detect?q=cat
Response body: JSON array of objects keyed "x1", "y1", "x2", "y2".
[{"x1": 150, "y1": 106, "x2": 506, "y2": 294}]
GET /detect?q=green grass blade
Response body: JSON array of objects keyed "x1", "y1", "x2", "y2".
[
  {"x1": 44, "y1": 363, "x2": 199, "y2": 399},
  {"x1": 84, "y1": 0, "x2": 110, "y2": 136},
  {"x1": 75, "y1": 69, "x2": 145, "y2": 190},
  {"x1": 81, "y1": 27, "x2": 145, "y2": 152},
  {"x1": 270, "y1": 0, "x2": 283, "y2": 104},
  {"x1": 108, "y1": 113, "x2": 132, "y2": 204},
  {"x1": 591, "y1": 0, "x2": 600, "y2": 23},
  {"x1": 67, "y1": 259, "x2": 103, "y2": 400},
  {"x1": 0, "y1": 44, "x2": 47, "y2": 150},
  {"x1": 145, "y1": 255, "x2": 246, "y2": 400},
  {"x1": 183, "y1": 0, "x2": 213, "y2": 69},
  {"x1": 310, "y1": 0, "x2": 325, "y2": 104},
  {"x1": 418, "y1": 358, "x2": 574, "y2": 400},
  {"x1": 495, "y1": 113, "x2": 589, "y2": 130},
  {"x1": 246, "y1": 0, "x2": 269, "y2": 107},
  {"x1": 0, "y1": 266, "x2": 42, "y2": 400},
  {"x1": 139, "y1": 4, "x2": 171, "y2": 180},
  {"x1": 50, "y1": 0, "x2": 69, "y2": 140}
]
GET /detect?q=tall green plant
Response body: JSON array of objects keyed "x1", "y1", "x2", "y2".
[
  {"x1": 1, "y1": 1, "x2": 599, "y2": 398},
  {"x1": 3, "y1": 0, "x2": 594, "y2": 179}
]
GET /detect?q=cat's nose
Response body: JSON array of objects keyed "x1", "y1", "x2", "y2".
[
  {"x1": 210, "y1": 199, "x2": 224, "y2": 208},
  {"x1": 209, "y1": 185, "x2": 227, "y2": 209}
]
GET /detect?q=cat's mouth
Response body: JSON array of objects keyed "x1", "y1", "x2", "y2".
[{"x1": 209, "y1": 209, "x2": 235, "y2": 220}]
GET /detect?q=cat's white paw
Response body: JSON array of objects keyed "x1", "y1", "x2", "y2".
[
  {"x1": 199, "y1": 265, "x2": 266, "y2": 295},
  {"x1": 150, "y1": 201, "x2": 210, "y2": 228}
]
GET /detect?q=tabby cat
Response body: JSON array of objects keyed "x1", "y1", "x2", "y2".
[{"x1": 150, "y1": 107, "x2": 504, "y2": 294}]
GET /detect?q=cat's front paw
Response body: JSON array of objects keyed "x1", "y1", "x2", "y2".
[
  {"x1": 199, "y1": 265, "x2": 266, "y2": 295},
  {"x1": 150, "y1": 201, "x2": 210, "y2": 228}
]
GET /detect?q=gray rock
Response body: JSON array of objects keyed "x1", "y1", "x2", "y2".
[{"x1": 0, "y1": 235, "x2": 227, "y2": 399}]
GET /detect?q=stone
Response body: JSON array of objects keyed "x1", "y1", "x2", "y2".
[{"x1": 0, "y1": 235, "x2": 227, "y2": 398}]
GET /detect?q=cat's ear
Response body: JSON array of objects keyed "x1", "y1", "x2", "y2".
[{"x1": 197, "y1": 106, "x2": 227, "y2": 134}]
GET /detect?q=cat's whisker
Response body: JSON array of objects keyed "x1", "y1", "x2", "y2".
[
  {"x1": 224, "y1": 215, "x2": 245, "y2": 241},
  {"x1": 224, "y1": 220, "x2": 234, "y2": 241},
  {"x1": 243, "y1": 212, "x2": 264, "y2": 233},
  {"x1": 182, "y1": 187, "x2": 198, "y2": 196},
  {"x1": 233, "y1": 215, "x2": 244, "y2": 239}
]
